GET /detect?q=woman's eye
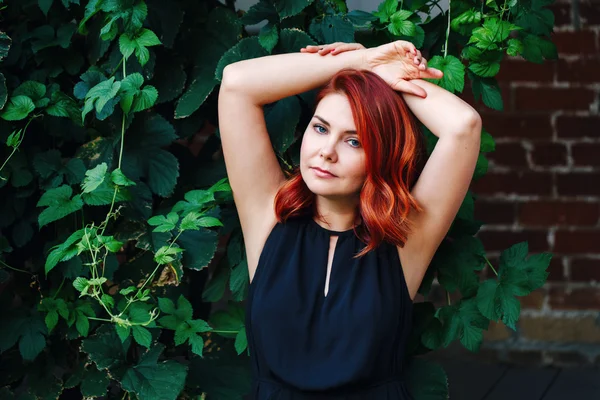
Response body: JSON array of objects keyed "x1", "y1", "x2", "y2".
[
  {"x1": 348, "y1": 139, "x2": 361, "y2": 148},
  {"x1": 314, "y1": 124, "x2": 327, "y2": 134}
]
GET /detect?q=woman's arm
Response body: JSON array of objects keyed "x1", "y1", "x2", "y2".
[
  {"x1": 221, "y1": 50, "x2": 368, "y2": 106},
  {"x1": 401, "y1": 78, "x2": 481, "y2": 138}
]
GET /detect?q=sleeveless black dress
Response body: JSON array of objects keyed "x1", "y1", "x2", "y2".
[{"x1": 245, "y1": 214, "x2": 414, "y2": 399}]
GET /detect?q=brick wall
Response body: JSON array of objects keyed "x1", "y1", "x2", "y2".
[{"x1": 465, "y1": 0, "x2": 600, "y2": 366}]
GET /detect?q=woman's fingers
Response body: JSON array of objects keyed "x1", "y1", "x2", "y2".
[
  {"x1": 393, "y1": 79, "x2": 428, "y2": 98},
  {"x1": 420, "y1": 67, "x2": 444, "y2": 79}
]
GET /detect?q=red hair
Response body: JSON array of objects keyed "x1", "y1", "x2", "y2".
[{"x1": 274, "y1": 68, "x2": 426, "y2": 257}]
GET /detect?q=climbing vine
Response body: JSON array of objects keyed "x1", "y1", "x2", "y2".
[{"x1": 0, "y1": 0, "x2": 555, "y2": 399}]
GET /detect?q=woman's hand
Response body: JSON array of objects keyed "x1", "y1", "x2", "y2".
[{"x1": 301, "y1": 40, "x2": 443, "y2": 98}]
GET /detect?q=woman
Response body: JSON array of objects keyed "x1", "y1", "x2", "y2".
[{"x1": 218, "y1": 40, "x2": 481, "y2": 399}]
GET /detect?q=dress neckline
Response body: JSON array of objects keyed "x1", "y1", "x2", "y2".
[{"x1": 309, "y1": 217, "x2": 360, "y2": 237}]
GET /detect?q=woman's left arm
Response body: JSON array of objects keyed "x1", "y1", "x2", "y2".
[{"x1": 399, "y1": 79, "x2": 481, "y2": 295}]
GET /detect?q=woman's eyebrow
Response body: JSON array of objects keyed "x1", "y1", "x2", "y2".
[{"x1": 314, "y1": 115, "x2": 357, "y2": 134}]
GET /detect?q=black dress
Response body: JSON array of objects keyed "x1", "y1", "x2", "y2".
[{"x1": 245, "y1": 214, "x2": 414, "y2": 399}]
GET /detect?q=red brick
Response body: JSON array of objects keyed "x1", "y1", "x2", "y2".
[
  {"x1": 580, "y1": 0, "x2": 600, "y2": 26},
  {"x1": 554, "y1": 229, "x2": 600, "y2": 253},
  {"x1": 519, "y1": 289, "x2": 547, "y2": 309},
  {"x1": 514, "y1": 87, "x2": 596, "y2": 112},
  {"x1": 471, "y1": 172, "x2": 553, "y2": 196},
  {"x1": 570, "y1": 257, "x2": 600, "y2": 281},
  {"x1": 474, "y1": 200, "x2": 516, "y2": 225},
  {"x1": 519, "y1": 200, "x2": 599, "y2": 226},
  {"x1": 556, "y1": 115, "x2": 600, "y2": 138},
  {"x1": 487, "y1": 142, "x2": 528, "y2": 167},
  {"x1": 477, "y1": 229, "x2": 549, "y2": 252},
  {"x1": 482, "y1": 114, "x2": 552, "y2": 140},
  {"x1": 572, "y1": 143, "x2": 600, "y2": 166},
  {"x1": 547, "y1": 256, "x2": 565, "y2": 282},
  {"x1": 556, "y1": 172, "x2": 600, "y2": 196},
  {"x1": 530, "y1": 142, "x2": 568, "y2": 166},
  {"x1": 557, "y1": 57, "x2": 600, "y2": 83},
  {"x1": 549, "y1": 3, "x2": 573, "y2": 27},
  {"x1": 551, "y1": 30, "x2": 598, "y2": 55},
  {"x1": 496, "y1": 59, "x2": 556, "y2": 82},
  {"x1": 549, "y1": 287, "x2": 600, "y2": 310}
]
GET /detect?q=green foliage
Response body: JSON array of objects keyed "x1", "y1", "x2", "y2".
[{"x1": 0, "y1": 0, "x2": 556, "y2": 399}]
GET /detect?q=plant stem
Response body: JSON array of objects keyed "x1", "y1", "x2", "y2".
[
  {"x1": 0, "y1": 115, "x2": 38, "y2": 177},
  {"x1": 485, "y1": 256, "x2": 499, "y2": 276},
  {"x1": 446, "y1": 290, "x2": 451, "y2": 306},
  {"x1": 52, "y1": 277, "x2": 65, "y2": 299},
  {"x1": 89, "y1": 316, "x2": 113, "y2": 322},
  {"x1": 444, "y1": 0, "x2": 451, "y2": 58},
  {"x1": 0, "y1": 259, "x2": 32, "y2": 275},
  {"x1": 212, "y1": 329, "x2": 240, "y2": 335}
]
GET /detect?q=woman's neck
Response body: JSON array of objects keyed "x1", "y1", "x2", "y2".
[{"x1": 313, "y1": 196, "x2": 361, "y2": 231}]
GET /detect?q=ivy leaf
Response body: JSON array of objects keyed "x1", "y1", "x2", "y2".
[
  {"x1": 154, "y1": 245, "x2": 184, "y2": 265},
  {"x1": 13, "y1": 81, "x2": 46, "y2": 101},
  {"x1": 258, "y1": 23, "x2": 279, "y2": 53},
  {"x1": 240, "y1": 0, "x2": 278, "y2": 25},
  {"x1": 234, "y1": 326, "x2": 248, "y2": 355},
  {"x1": 82, "y1": 77, "x2": 121, "y2": 122},
  {"x1": 120, "y1": 344, "x2": 187, "y2": 400},
  {"x1": 273, "y1": 0, "x2": 314, "y2": 19},
  {"x1": 309, "y1": 15, "x2": 354, "y2": 44},
  {"x1": 230, "y1": 260, "x2": 249, "y2": 302},
  {"x1": 520, "y1": 33, "x2": 557, "y2": 64},
  {"x1": 480, "y1": 128, "x2": 496, "y2": 152},
  {"x1": 118, "y1": 73, "x2": 158, "y2": 114},
  {"x1": 174, "y1": 319, "x2": 212, "y2": 356},
  {"x1": 426, "y1": 55, "x2": 465, "y2": 94},
  {"x1": 148, "y1": 212, "x2": 179, "y2": 232},
  {"x1": 177, "y1": 229, "x2": 219, "y2": 271},
  {"x1": 388, "y1": 10, "x2": 416, "y2": 36},
  {"x1": 373, "y1": 0, "x2": 398, "y2": 23},
  {"x1": 210, "y1": 302, "x2": 245, "y2": 339},
  {"x1": 438, "y1": 298, "x2": 489, "y2": 351},
  {"x1": 119, "y1": 28, "x2": 161, "y2": 67},
  {"x1": 36, "y1": 185, "x2": 84, "y2": 228},
  {"x1": 433, "y1": 235, "x2": 485, "y2": 297},
  {"x1": 81, "y1": 163, "x2": 108, "y2": 193},
  {"x1": 0, "y1": 96, "x2": 36, "y2": 121},
  {"x1": 346, "y1": 10, "x2": 378, "y2": 28},
  {"x1": 46, "y1": 229, "x2": 85, "y2": 274},
  {"x1": 82, "y1": 324, "x2": 131, "y2": 371},
  {"x1": 507, "y1": 38, "x2": 524, "y2": 56},
  {"x1": 180, "y1": 212, "x2": 223, "y2": 231},
  {"x1": 74, "y1": 68, "x2": 106, "y2": 100},
  {"x1": 469, "y1": 71, "x2": 503, "y2": 111},
  {"x1": 39, "y1": 0, "x2": 54, "y2": 16},
  {"x1": 111, "y1": 168, "x2": 136, "y2": 187},
  {"x1": 468, "y1": 61, "x2": 500, "y2": 78},
  {"x1": 513, "y1": 0, "x2": 554, "y2": 36},
  {"x1": 265, "y1": 95, "x2": 301, "y2": 153},
  {"x1": 18, "y1": 313, "x2": 47, "y2": 361},
  {"x1": 468, "y1": 18, "x2": 520, "y2": 50},
  {"x1": 215, "y1": 36, "x2": 269, "y2": 82},
  {"x1": 132, "y1": 326, "x2": 152, "y2": 349},
  {"x1": 451, "y1": 9, "x2": 483, "y2": 33}
]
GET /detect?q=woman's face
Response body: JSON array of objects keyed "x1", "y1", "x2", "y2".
[{"x1": 300, "y1": 93, "x2": 367, "y2": 200}]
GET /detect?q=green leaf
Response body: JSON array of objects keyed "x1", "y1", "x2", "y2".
[
  {"x1": 158, "y1": 297, "x2": 177, "y2": 314},
  {"x1": 14, "y1": 81, "x2": 46, "y2": 101},
  {"x1": 388, "y1": 10, "x2": 415, "y2": 36},
  {"x1": 82, "y1": 77, "x2": 121, "y2": 121},
  {"x1": 110, "y1": 168, "x2": 135, "y2": 187},
  {"x1": 75, "y1": 313, "x2": 90, "y2": 337},
  {"x1": 119, "y1": 29, "x2": 161, "y2": 67},
  {"x1": 278, "y1": 28, "x2": 316, "y2": 53},
  {"x1": 148, "y1": 212, "x2": 179, "y2": 232},
  {"x1": 234, "y1": 326, "x2": 248, "y2": 355},
  {"x1": 121, "y1": 344, "x2": 187, "y2": 400},
  {"x1": 346, "y1": 10, "x2": 378, "y2": 28},
  {"x1": 480, "y1": 129, "x2": 495, "y2": 152},
  {"x1": 132, "y1": 326, "x2": 152, "y2": 349},
  {"x1": 514, "y1": 0, "x2": 554, "y2": 36},
  {"x1": 451, "y1": 9, "x2": 483, "y2": 32},
  {"x1": 265, "y1": 95, "x2": 301, "y2": 152},
  {"x1": 256, "y1": 18, "x2": 278, "y2": 50},
  {"x1": 216, "y1": 36, "x2": 269, "y2": 82},
  {"x1": 433, "y1": 235, "x2": 485, "y2": 297},
  {"x1": 210, "y1": 302, "x2": 245, "y2": 339},
  {"x1": 499, "y1": 241, "x2": 551, "y2": 294},
  {"x1": 241, "y1": 0, "x2": 279, "y2": 25},
  {"x1": 18, "y1": 314, "x2": 47, "y2": 361},
  {"x1": 469, "y1": 61, "x2": 500, "y2": 78},
  {"x1": 426, "y1": 55, "x2": 465, "y2": 93},
  {"x1": 230, "y1": 259, "x2": 249, "y2": 302},
  {"x1": 36, "y1": 185, "x2": 84, "y2": 228},
  {"x1": 469, "y1": 71, "x2": 503, "y2": 111},
  {"x1": 274, "y1": 0, "x2": 314, "y2": 19},
  {"x1": 115, "y1": 324, "x2": 131, "y2": 343},
  {"x1": 309, "y1": 15, "x2": 354, "y2": 44},
  {"x1": 373, "y1": 0, "x2": 398, "y2": 23},
  {"x1": 154, "y1": 245, "x2": 184, "y2": 265},
  {"x1": 507, "y1": 38, "x2": 524, "y2": 56},
  {"x1": 0, "y1": 96, "x2": 36, "y2": 121},
  {"x1": 520, "y1": 33, "x2": 557, "y2": 64},
  {"x1": 439, "y1": 298, "x2": 489, "y2": 351},
  {"x1": 468, "y1": 18, "x2": 519, "y2": 50},
  {"x1": 81, "y1": 163, "x2": 108, "y2": 193},
  {"x1": 405, "y1": 358, "x2": 448, "y2": 399},
  {"x1": 82, "y1": 324, "x2": 131, "y2": 371},
  {"x1": 177, "y1": 229, "x2": 219, "y2": 271},
  {"x1": 80, "y1": 364, "x2": 110, "y2": 397}
]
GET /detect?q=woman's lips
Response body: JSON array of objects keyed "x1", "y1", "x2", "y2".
[{"x1": 311, "y1": 167, "x2": 337, "y2": 178}]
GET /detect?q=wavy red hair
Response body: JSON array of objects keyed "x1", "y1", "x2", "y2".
[{"x1": 274, "y1": 68, "x2": 426, "y2": 257}]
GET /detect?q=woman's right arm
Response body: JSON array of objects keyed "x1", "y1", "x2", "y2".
[{"x1": 218, "y1": 49, "x2": 371, "y2": 280}]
